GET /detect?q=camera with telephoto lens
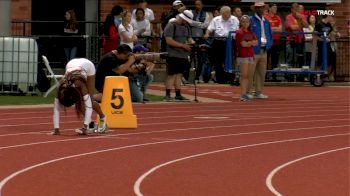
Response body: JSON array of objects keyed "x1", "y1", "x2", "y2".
[
  {"x1": 134, "y1": 52, "x2": 168, "y2": 62},
  {"x1": 134, "y1": 61, "x2": 147, "y2": 74}
]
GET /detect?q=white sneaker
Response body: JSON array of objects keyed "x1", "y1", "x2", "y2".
[
  {"x1": 246, "y1": 93, "x2": 254, "y2": 99},
  {"x1": 75, "y1": 128, "x2": 87, "y2": 135},
  {"x1": 97, "y1": 117, "x2": 108, "y2": 133},
  {"x1": 255, "y1": 93, "x2": 268, "y2": 99}
]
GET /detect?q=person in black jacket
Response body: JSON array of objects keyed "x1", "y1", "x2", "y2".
[{"x1": 63, "y1": 9, "x2": 79, "y2": 62}]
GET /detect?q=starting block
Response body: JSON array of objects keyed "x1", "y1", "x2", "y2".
[{"x1": 100, "y1": 76, "x2": 137, "y2": 128}]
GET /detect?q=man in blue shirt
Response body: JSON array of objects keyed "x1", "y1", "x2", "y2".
[{"x1": 248, "y1": 0, "x2": 273, "y2": 99}]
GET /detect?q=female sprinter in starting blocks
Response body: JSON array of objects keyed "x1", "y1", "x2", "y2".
[{"x1": 52, "y1": 58, "x2": 108, "y2": 135}]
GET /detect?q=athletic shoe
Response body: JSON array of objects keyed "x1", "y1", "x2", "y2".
[
  {"x1": 246, "y1": 93, "x2": 254, "y2": 99},
  {"x1": 239, "y1": 94, "x2": 251, "y2": 102},
  {"x1": 52, "y1": 129, "x2": 60, "y2": 135},
  {"x1": 163, "y1": 95, "x2": 174, "y2": 102},
  {"x1": 255, "y1": 93, "x2": 269, "y2": 99},
  {"x1": 75, "y1": 128, "x2": 87, "y2": 135},
  {"x1": 97, "y1": 117, "x2": 108, "y2": 133},
  {"x1": 89, "y1": 121, "x2": 98, "y2": 132},
  {"x1": 174, "y1": 95, "x2": 190, "y2": 101},
  {"x1": 97, "y1": 124, "x2": 108, "y2": 134}
]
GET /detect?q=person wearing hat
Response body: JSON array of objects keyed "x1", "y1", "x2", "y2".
[
  {"x1": 162, "y1": 9, "x2": 193, "y2": 101},
  {"x1": 247, "y1": 0, "x2": 273, "y2": 99},
  {"x1": 132, "y1": 44, "x2": 154, "y2": 102},
  {"x1": 161, "y1": 0, "x2": 186, "y2": 30}
]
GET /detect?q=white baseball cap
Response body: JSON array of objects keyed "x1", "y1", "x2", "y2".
[
  {"x1": 173, "y1": 0, "x2": 183, "y2": 7},
  {"x1": 178, "y1": 10, "x2": 193, "y2": 24}
]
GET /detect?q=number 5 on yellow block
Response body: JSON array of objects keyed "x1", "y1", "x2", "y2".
[{"x1": 99, "y1": 76, "x2": 137, "y2": 128}]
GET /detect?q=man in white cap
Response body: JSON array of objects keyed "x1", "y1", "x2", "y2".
[
  {"x1": 162, "y1": 0, "x2": 186, "y2": 29},
  {"x1": 162, "y1": 10, "x2": 193, "y2": 101},
  {"x1": 248, "y1": 0, "x2": 273, "y2": 99}
]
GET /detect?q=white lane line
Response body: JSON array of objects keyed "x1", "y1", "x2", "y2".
[
  {"x1": 0, "y1": 124, "x2": 348, "y2": 151},
  {"x1": 0, "y1": 132, "x2": 348, "y2": 195},
  {"x1": 0, "y1": 100, "x2": 347, "y2": 117},
  {"x1": 0, "y1": 106, "x2": 347, "y2": 123},
  {"x1": 0, "y1": 119, "x2": 349, "y2": 151},
  {"x1": 133, "y1": 133, "x2": 350, "y2": 196},
  {"x1": 0, "y1": 108, "x2": 348, "y2": 131},
  {"x1": 265, "y1": 147, "x2": 350, "y2": 196},
  {"x1": 194, "y1": 116, "x2": 229, "y2": 119},
  {"x1": 2, "y1": 113, "x2": 346, "y2": 129}
]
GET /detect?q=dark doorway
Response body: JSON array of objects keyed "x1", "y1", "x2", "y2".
[
  {"x1": 32, "y1": 0, "x2": 85, "y2": 35},
  {"x1": 32, "y1": 0, "x2": 86, "y2": 68}
]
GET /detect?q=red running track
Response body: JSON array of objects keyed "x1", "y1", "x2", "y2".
[{"x1": 0, "y1": 85, "x2": 349, "y2": 196}]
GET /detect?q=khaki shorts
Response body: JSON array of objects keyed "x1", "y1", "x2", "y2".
[{"x1": 237, "y1": 57, "x2": 254, "y2": 65}]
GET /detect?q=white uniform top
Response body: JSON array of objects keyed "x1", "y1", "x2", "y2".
[
  {"x1": 65, "y1": 58, "x2": 96, "y2": 78},
  {"x1": 53, "y1": 58, "x2": 95, "y2": 129},
  {"x1": 118, "y1": 23, "x2": 135, "y2": 50},
  {"x1": 207, "y1": 15, "x2": 240, "y2": 38},
  {"x1": 132, "y1": 8, "x2": 155, "y2": 22}
]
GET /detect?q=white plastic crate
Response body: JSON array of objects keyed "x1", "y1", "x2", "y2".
[{"x1": 0, "y1": 37, "x2": 38, "y2": 93}]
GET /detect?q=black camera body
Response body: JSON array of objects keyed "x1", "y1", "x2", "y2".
[{"x1": 134, "y1": 61, "x2": 147, "y2": 74}]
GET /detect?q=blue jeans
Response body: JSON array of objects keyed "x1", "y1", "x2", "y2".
[
  {"x1": 64, "y1": 46, "x2": 78, "y2": 61},
  {"x1": 128, "y1": 75, "x2": 143, "y2": 102},
  {"x1": 138, "y1": 73, "x2": 153, "y2": 95}
]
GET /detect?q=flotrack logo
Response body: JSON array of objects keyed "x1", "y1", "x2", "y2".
[{"x1": 303, "y1": 10, "x2": 335, "y2": 16}]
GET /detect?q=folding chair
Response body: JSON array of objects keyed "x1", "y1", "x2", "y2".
[{"x1": 42, "y1": 55, "x2": 64, "y2": 97}]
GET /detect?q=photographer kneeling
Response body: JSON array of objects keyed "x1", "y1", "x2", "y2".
[{"x1": 132, "y1": 44, "x2": 155, "y2": 102}]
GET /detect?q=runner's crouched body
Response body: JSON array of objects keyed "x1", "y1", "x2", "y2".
[{"x1": 53, "y1": 58, "x2": 107, "y2": 135}]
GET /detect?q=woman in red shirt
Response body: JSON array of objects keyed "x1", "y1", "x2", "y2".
[
  {"x1": 235, "y1": 15, "x2": 258, "y2": 101},
  {"x1": 102, "y1": 6, "x2": 123, "y2": 55}
]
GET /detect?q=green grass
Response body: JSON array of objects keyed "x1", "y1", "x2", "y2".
[{"x1": 0, "y1": 92, "x2": 55, "y2": 106}]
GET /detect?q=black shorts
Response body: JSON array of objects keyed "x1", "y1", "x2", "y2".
[{"x1": 166, "y1": 57, "x2": 189, "y2": 75}]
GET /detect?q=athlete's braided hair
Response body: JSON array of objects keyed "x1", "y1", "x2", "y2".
[{"x1": 57, "y1": 71, "x2": 87, "y2": 118}]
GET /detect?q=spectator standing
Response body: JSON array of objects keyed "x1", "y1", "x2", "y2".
[
  {"x1": 132, "y1": 0, "x2": 155, "y2": 22},
  {"x1": 248, "y1": 0, "x2": 273, "y2": 99},
  {"x1": 315, "y1": 15, "x2": 334, "y2": 81},
  {"x1": 264, "y1": 3, "x2": 282, "y2": 80},
  {"x1": 285, "y1": 3, "x2": 308, "y2": 67},
  {"x1": 235, "y1": 15, "x2": 258, "y2": 101},
  {"x1": 132, "y1": 8, "x2": 152, "y2": 47},
  {"x1": 190, "y1": 0, "x2": 210, "y2": 83},
  {"x1": 160, "y1": 0, "x2": 186, "y2": 52},
  {"x1": 102, "y1": 5, "x2": 123, "y2": 55},
  {"x1": 163, "y1": 10, "x2": 193, "y2": 101},
  {"x1": 162, "y1": 0, "x2": 186, "y2": 30},
  {"x1": 328, "y1": 17, "x2": 340, "y2": 81},
  {"x1": 118, "y1": 10, "x2": 138, "y2": 50},
  {"x1": 63, "y1": 9, "x2": 79, "y2": 62},
  {"x1": 204, "y1": 6, "x2": 239, "y2": 84},
  {"x1": 303, "y1": 14, "x2": 316, "y2": 68},
  {"x1": 232, "y1": 7, "x2": 242, "y2": 20}
]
